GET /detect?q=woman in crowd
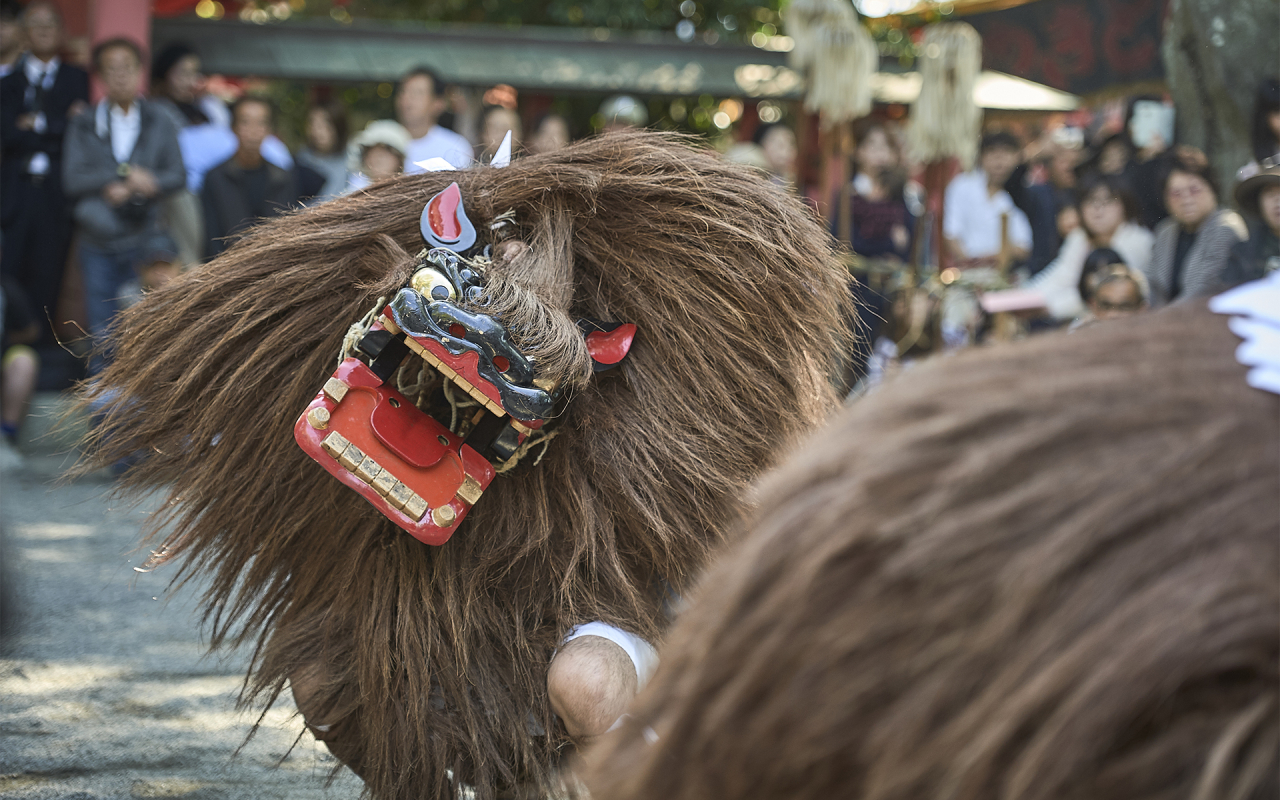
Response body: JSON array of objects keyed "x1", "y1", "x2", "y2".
[
  {"x1": 752, "y1": 122, "x2": 798, "y2": 191},
  {"x1": 1144, "y1": 154, "x2": 1247, "y2": 306},
  {"x1": 833, "y1": 121, "x2": 918, "y2": 264},
  {"x1": 479, "y1": 104, "x2": 520, "y2": 163},
  {"x1": 296, "y1": 101, "x2": 349, "y2": 203},
  {"x1": 1025, "y1": 174, "x2": 1152, "y2": 320},
  {"x1": 149, "y1": 42, "x2": 209, "y2": 267},
  {"x1": 1248, "y1": 78, "x2": 1280, "y2": 168},
  {"x1": 527, "y1": 113, "x2": 570, "y2": 155},
  {"x1": 1225, "y1": 164, "x2": 1280, "y2": 286}
]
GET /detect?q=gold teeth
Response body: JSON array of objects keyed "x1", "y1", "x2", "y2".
[
  {"x1": 380, "y1": 315, "x2": 506, "y2": 418},
  {"x1": 431, "y1": 505, "x2": 456, "y2": 527},
  {"x1": 320, "y1": 432, "x2": 438, "y2": 523},
  {"x1": 322, "y1": 377, "x2": 349, "y2": 403},
  {"x1": 307, "y1": 407, "x2": 330, "y2": 429},
  {"x1": 457, "y1": 474, "x2": 483, "y2": 506}
]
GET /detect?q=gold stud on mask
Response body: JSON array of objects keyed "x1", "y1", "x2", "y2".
[{"x1": 410, "y1": 267, "x2": 456, "y2": 302}]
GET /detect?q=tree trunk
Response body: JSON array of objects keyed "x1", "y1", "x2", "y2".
[{"x1": 1162, "y1": 0, "x2": 1280, "y2": 200}]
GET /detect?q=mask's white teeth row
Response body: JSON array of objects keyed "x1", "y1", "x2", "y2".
[
  {"x1": 381, "y1": 316, "x2": 506, "y2": 418},
  {"x1": 320, "y1": 431, "x2": 432, "y2": 522}
]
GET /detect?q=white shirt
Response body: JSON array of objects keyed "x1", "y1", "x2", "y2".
[
  {"x1": 943, "y1": 169, "x2": 1033, "y2": 259},
  {"x1": 23, "y1": 54, "x2": 58, "y2": 94},
  {"x1": 108, "y1": 101, "x2": 142, "y2": 164},
  {"x1": 404, "y1": 125, "x2": 473, "y2": 172},
  {"x1": 22, "y1": 55, "x2": 59, "y2": 174}
]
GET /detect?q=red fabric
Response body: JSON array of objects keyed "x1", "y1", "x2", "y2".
[{"x1": 152, "y1": 0, "x2": 199, "y2": 16}]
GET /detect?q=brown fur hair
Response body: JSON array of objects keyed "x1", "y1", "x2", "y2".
[
  {"x1": 584, "y1": 301, "x2": 1279, "y2": 800},
  {"x1": 78, "y1": 131, "x2": 850, "y2": 799}
]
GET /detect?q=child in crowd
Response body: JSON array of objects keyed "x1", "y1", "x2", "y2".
[
  {"x1": 1074, "y1": 247, "x2": 1148, "y2": 326},
  {"x1": 345, "y1": 120, "x2": 410, "y2": 192}
]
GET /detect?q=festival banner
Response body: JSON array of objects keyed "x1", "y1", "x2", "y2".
[{"x1": 967, "y1": 0, "x2": 1168, "y2": 96}]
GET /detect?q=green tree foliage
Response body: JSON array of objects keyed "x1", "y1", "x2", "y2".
[{"x1": 282, "y1": 0, "x2": 787, "y2": 45}]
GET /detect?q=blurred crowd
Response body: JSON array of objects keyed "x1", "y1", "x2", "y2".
[
  {"x1": 1, "y1": 0, "x2": 1278, "y2": 461},
  {"x1": 816, "y1": 83, "x2": 1280, "y2": 388}
]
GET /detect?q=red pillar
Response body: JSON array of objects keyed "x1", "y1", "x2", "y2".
[{"x1": 85, "y1": 0, "x2": 152, "y2": 100}]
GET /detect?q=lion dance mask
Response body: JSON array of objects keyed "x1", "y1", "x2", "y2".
[{"x1": 81, "y1": 132, "x2": 850, "y2": 799}]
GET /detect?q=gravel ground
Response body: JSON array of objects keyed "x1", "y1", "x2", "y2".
[{"x1": 0, "y1": 394, "x2": 364, "y2": 800}]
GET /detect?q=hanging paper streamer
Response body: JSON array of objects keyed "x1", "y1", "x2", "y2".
[
  {"x1": 784, "y1": 0, "x2": 878, "y2": 126},
  {"x1": 909, "y1": 22, "x2": 983, "y2": 170}
]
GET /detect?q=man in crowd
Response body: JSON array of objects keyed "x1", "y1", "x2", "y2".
[
  {"x1": 0, "y1": 1, "x2": 89, "y2": 346},
  {"x1": 201, "y1": 96, "x2": 298, "y2": 260},
  {"x1": 0, "y1": 0, "x2": 23, "y2": 77},
  {"x1": 396, "y1": 66, "x2": 472, "y2": 171},
  {"x1": 944, "y1": 130, "x2": 1033, "y2": 266},
  {"x1": 62, "y1": 38, "x2": 184, "y2": 375}
]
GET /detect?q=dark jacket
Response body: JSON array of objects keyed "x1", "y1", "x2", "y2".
[
  {"x1": 0, "y1": 56, "x2": 90, "y2": 225},
  {"x1": 201, "y1": 157, "x2": 297, "y2": 259},
  {"x1": 1005, "y1": 162, "x2": 1062, "y2": 276},
  {"x1": 1222, "y1": 219, "x2": 1280, "y2": 288},
  {"x1": 1144, "y1": 209, "x2": 1248, "y2": 306},
  {"x1": 62, "y1": 99, "x2": 186, "y2": 252}
]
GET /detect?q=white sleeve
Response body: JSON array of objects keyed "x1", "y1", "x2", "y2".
[
  {"x1": 943, "y1": 178, "x2": 965, "y2": 241},
  {"x1": 1010, "y1": 206, "x2": 1033, "y2": 251},
  {"x1": 1027, "y1": 231, "x2": 1087, "y2": 320},
  {"x1": 562, "y1": 621, "x2": 660, "y2": 689}
]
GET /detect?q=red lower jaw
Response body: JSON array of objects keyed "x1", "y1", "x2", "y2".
[{"x1": 294, "y1": 358, "x2": 495, "y2": 546}]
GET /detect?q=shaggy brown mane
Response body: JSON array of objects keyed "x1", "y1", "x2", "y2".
[
  {"x1": 583, "y1": 301, "x2": 1279, "y2": 800},
  {"x1": 79, "y1": 131, "x2": 851, "y2": 799}
]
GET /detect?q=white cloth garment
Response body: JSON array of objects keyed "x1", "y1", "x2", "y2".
[
  {"x1": 1209, "y1": 271, "x2": 1280, "y2": 395},
  {"x1": 561, "y1": 621, "x2": 659, "y2": 689},
  {"x1": 943, "y1": 169, "x2": 1033, "y2": 259},
  {"x1": 95, "y1": 100, "x2": 142, "y2": 165},
  {"x1": 23, "y1": 54, "x2": 58, "y2": 91},
  {"x1": 22, "y1": 55, "x2": 58, "y2": 174},
  {"x1": 404, "y1": 125, "x2": 473, "y2": 172},
  {"x1": 108, "y1": 101, "x2": 141, "y2": 164}
]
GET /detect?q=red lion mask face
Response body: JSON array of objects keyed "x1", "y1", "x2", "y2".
[{"x1": 295, "y1": 182, "x2": 636, "y2": 544}]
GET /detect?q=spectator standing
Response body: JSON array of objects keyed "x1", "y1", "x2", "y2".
[
  {"x1": 344, "y1": 119, "x2": 409, "y2": 192},
  {"x1": 1005, "y1": 137, "x2": 1080, "y2": 276},
  {"x1": 149, "y1": 42, "x2": 210, "y2": 268},
  {"x1": 478, "y1": 104, "x2": 519, "y2": 164},
  {"x1": 753, "y1": 122, "x2": 797, "y2": 191},
  {"x1": 943, "y1": 130, "x2": 1032, "y2": 264},
  {"x1": 1144, "y1": 155, "x2": 1247, "y2": 306},
  {"x1": 1121, "y1": 96, "x2": 1177, "y2": 229},
  {"x1": 62, "y1": 38, "x2": 184, "y2": 374},
  {"x1": 598, "y1": 95, "x2": 647, "y2": 133},
  {"x1": 1223, "y1": 164, "x2": 1280, "y2": 286},
  {"x1": 201, "y1": 96, "x2": 297, "y2": 260},
  {"x1": 396, "y1": 67, "x2": 472, "y2": 171},
  {"x1": 0, "y1": 1, "x2": 88, "y2": 346},
  {"x1": 295, "y1": 101, "x2": 349, "y2": 202},
  {"x1": 1025, "y1": 175, "x2": 1153, "y2": 321},
  {"x1": 834, "y1": 121, "x2": 918, "y2": 263},
  {"x1": 1, "y1": 274, "x2": 38, "y2": 463},
  {"x1": 527, "y1": 113, "x2": 569, "y2": 155},
  {"x1": 0, "y1": 0, "x2": 22, "y2": 78},
  {"x1": 1247, "y1": 78, "x2": 1280, "y2": 169}
]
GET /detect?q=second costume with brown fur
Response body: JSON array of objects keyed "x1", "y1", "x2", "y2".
[
  {"x1": 584, "y1": 300, "x2": 1278, "y2": 800},
  {"x1": 80, "y1": 131, "x2": 851, "y2": 799}
]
